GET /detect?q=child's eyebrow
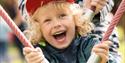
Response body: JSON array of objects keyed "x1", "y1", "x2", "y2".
[{"x1": 33, "y1": 18, "x2": 39, "y2": 22}]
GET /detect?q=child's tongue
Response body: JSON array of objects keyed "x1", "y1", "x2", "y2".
[{"x1": 54, "y1": 32, "x2": 66, "y2": 42}]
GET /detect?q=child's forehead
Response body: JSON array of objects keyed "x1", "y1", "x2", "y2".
[
  {"x1": 36, "y1": 6, "x2": 71, "y2": 18},
  {"x1": 34, "y1": 5, "x2": 72, "y2": 21},
  {"x1": 33, "y1": 2, "x2": 81, "y2": 18}
]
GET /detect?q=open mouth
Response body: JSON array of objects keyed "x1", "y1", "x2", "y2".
[{"x1": 53, "y1": 31, "x2": 66, "y2": 42}]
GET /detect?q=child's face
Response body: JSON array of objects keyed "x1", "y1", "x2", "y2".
[{"x1": 36, "y1": 4, "x2": 76, "y2": 49}]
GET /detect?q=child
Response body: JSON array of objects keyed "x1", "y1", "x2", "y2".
[{"x1": 23, "y1": 0, "x2": 112, "y2": 63}]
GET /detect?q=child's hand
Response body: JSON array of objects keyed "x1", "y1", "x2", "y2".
[
  {"x1": 92, "y1": 41, "x2": 113, "y2": 63},
  {"x1": 23, "y1": 47, "x2": 49, "y2": 63},
  {"x1": 83, "y1": 0, "x2": 108, "y2": 14}
]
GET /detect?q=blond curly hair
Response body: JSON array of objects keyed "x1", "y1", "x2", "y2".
[{"x1": 25, "y1": 1, "x2": 94, "y2": 45}]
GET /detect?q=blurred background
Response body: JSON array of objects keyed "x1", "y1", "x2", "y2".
[{"x1": 0, "y1": 0, "x2": 125, "y2": 63}]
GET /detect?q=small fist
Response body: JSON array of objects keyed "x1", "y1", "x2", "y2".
[
  {"x1": 92, "y1": 41, "x2": 113, "y2": 63},
  {"x1": 84, "y1": 0, "x2": 108, "y2": 14},
  {"x1": 23, "y1": 47, "x2": 48, "y2": 63}
]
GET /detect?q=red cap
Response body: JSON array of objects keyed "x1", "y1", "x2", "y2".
[{"x1": 26, "y1": 0, "x2": 75, "y2": 15}]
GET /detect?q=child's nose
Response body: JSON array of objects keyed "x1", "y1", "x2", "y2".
[{"x1": 53, "y1": 19, "x2": 62, "y2": 29}]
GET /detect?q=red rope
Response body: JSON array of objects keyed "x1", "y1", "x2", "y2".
[
  {"x1": 0, "y1": 5, "x2": 33, "y2": 48},
  {"x1": 101, "y1": 0, "x2": 125, "y2": 42}
]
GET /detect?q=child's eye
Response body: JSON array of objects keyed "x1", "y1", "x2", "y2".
[
  {"x1": 44, "y1": 19, "x2": 51, "y2": 23},
  {"x1": 59, "y1": 13, "x2": 67, "y2": 18}
]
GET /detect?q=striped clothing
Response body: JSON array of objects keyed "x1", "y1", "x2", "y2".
[{"x1": 77, "y1": 0, "x2": 121, "y2": 63}]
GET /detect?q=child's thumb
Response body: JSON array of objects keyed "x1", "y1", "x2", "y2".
[
  {"x1": 36, "y1": 47, "x2": 42, "y2": 52},
  {"x1": 36, "y1": 47, "x2": 46, "y2": 59},
  {"x1": 23, "y1": 47, "x2": 33, "y2": 55}
]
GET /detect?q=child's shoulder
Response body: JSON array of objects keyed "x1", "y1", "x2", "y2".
[
  {"x1": 77, "y1": 34, "x2": 100, "y2": 47},
  {"x1": 78, "y1": 34, "x2": 100, "y2": 41}
]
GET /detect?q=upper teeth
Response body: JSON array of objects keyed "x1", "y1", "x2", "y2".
[{"x1": 54, "y1": 31, "x2": 64, "y2": 35}]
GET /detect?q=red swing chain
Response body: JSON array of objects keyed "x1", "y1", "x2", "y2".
[
  {"x1": 101, "y1": 0, "x2": 125, "y2": 42},
  {"x1": 0, "y1": 5, "x2": 34, "y2": 48}
]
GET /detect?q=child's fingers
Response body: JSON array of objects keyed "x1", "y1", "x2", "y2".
[
  {"x1": 29, "y1": 47, "x2": 45, "y2": 61},
  {"x1": 33, "y1": 57, "x2": 44, "y2": 63},
  {"x1": 23, "y1": 47, "x2": 46, "y2": 63},
  {"x1": 102, "y1": 41, "x2": 113, "y2": 46},
  {"x1": 25, "y1": 50, "x2": 39, "y2": 59},
  {"x1": 91, "y1": 0, "x2": 107, "y2": 6},
  {"x1": 91, "y1": 0, "x2": 108, "y2": 13},
  {"x1": 25, "y1": 47, "x2": 44, "y2": 58},
  {"x1": 36, "y1": 47, "x2": 43, "y2": 53},
  {"x1": 93, "y1": 44, "x2": 109, "y2": 52},
  {"x1": 96, "y1": 53, "x2": 108, "y2": 63},
  {"x1": 91, "y1": 0, "x2": 98, "y2": 6},
  {"x1": 29, "y1": 54, "x2": 43, "y2": 62},
  {"x1": 23, "y1": 47, "x2": 34, "y2": 55},
  {"x1": 92, "y1": 41, "x2": 112, "y2": 63},
  {"x1": 94, "y1": 41, "x2": 113, "y2": 50},
  {"x1": 27, "y1": 57, "x2": 43, "y2": 63},
  {"x1": 92, "y1": 47, "x2": 108, "y2": 56},
  {"x1": 36, "y1": 47, "x2": 45, "y2": 58}
]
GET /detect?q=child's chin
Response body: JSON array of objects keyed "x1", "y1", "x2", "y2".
[
  {"x1": 53, "y1": 40, "x2": 72, "y2": 49},
  {"x1": 54, "y1": 44, "x2": 70, "y2": 49}
]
